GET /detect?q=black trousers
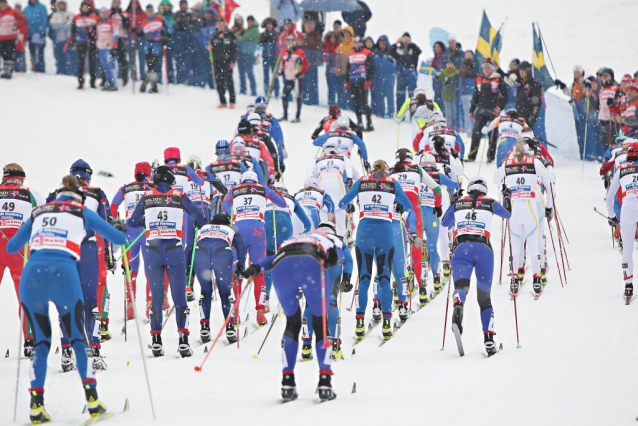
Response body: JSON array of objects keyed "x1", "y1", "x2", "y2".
[
  {"x1": 77, "y1": 42, "x2": 98, "y2": 84},
  {"x1": 0, "y1": 39, "x2": 16, "y2": 61},
  {"x1": 350, "y1": 81, "x2": 371, "y2": 125},
  {"x1": 469, "y1": 108, "x2": 496, "y2": 161},
  {"x1": 599, "y1": 120, "x2": 619, "y2": 152},
  {"x1": 113, "y1": 38, "x2": 129, "y2": 82},
  {"x1": 282, "y1": 78, "x2": 303, "y2": 119},
  {"x1": 214, "y1": 63, "x2": 235, "y2": 104}
]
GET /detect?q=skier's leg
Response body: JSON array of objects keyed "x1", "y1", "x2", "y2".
[
  {"x1": 164, "y1": 244, "x2": 189, "y2": 335},
  {"x1": 143, "y1": 245, "x2": 165, "y2": 334}
]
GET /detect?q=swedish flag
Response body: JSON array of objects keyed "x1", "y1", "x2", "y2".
[
  {"x1": 532, "y1": 24, "x2": 554, "y2": 90},
  {"x1": 419, "y1": 61, "x2": 439, "y2": 76},
  {"x1": 475, "y1": 10, "x2": 503, "y2": 67}
]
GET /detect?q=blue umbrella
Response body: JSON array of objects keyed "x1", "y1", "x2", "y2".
[{"x1": 299, "y1": 0, "x2": 362, "y2": 12}]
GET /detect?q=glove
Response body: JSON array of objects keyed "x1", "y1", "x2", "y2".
[
  {"x1": 295, "y1": 72, "x2": 303, "y2": 79},
  {"x1": 274, "y1": 171, "x2": 282, "y2": 181},
  {"x1": 545, "y1": 207, "x2": 553, "y2": 221},
  {"x1": 410, "y1": 233, "x2": 424, "y2": 248},
  {"x1": 394, "y1": 202, "x2": 404, "y2": 215},
  {"x1": 340, "y1": 273, "x2": 353, "y2": 292},
  {"x1": 607, "y1": 98, "x2": 615, "y2": 107},
  {"x1": 325, "y1": 246, "x2": 339, "y2": 267},
  {"x1": 603, "y1": 175, "x2": 611, "y2": 189},
  {"x1": 105, "y1": 251, "x2": 116, "y2": 273},
  {"x1": 345, "y1": 203, "x2": 355, "y2": 214},
  {"x1": 501, "y1": 185, "x2": 512, "y2": 211},
  {"x1": 363, "y1": 160, "x2": 371, "y2": 173},
  {"x1": 608, "y1": 216, "x2": 619, "y2": 228},
  {"x1": 344, "y1": 81, "x2": 350, "y2": 91},
  {"x1": 433, "y1": 206, "x2": 443, "y2": 217},
  {"x1": 554, "y1": 79, "x2": 566, "y2": 90},
  {"x1": 364, "y1": 81, "x2": 372, "y2": 90},
  {"x1": 242, "y1": 264, "x2": 261, "y2": 278},
  {"x1": 111, "y1": 48, "x2": 118, "y2": 57},
  {"x1": 112, "y1": 218, "x2": 127, "y2": 232},
  {"x1": 346, "y1": 178, "x2": 354, "y2": 189},
  {"x1": 451, "y1": 189, "x2": 464, "y2": 203},
  {"x1": 235, "y1": 263, "x2": 244, "y2": 276}
]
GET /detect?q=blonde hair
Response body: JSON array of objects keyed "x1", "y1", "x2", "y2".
[
  {"x1": 371, "y1": 159, "x2": 389, "y2": 176},
  {"x1": 3, "y1": 163, "x2": 23, "y2": 173},
  {"x1": 514, "y1": 141, "x2": 527, "y2": 163},
  {"x1": 62, "y1": 175, "x2": 81, "y2": 191}
]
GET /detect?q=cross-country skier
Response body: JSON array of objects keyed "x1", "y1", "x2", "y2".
[
  {"x1": 110, "y1": 162, "x2": 155, "y2": 319},
  {"x1": 441, "y1": 176, "x2": 511, "y2": 356},
  {"x1": 0, "y1": 163, "x2": 45, "y2": 357},
  {"x1": 193, "y1": 212, "x2": 247, "y2": 343},
  {"x1": 221, "y1": 170, "x2": 287, "y2": 325},
  {"x1": 7, "y1": 174, "x2": 127, "y2": 424},
  {"x1": 235, "y1": 119, "x2": 277, "y2": 180},
  {"x1": 339, "y1": 160, "x2": 418, "y2": 340},
  {"x1": 293, "y1": 177, "x2": 336, "y2": 230},
  {"x1": 253, "y1": 96, "x2": 286, "y2": 159},
  {"x1": 242, "y1": 228, "x2": 344, "y2": 402},
  {"x1": 494, "y1": 141, "x2": 555, "y2": 296},
  {"x1": 311, "y1": 105, "x2": 362, "y2": 140},
  {"x1": 245, "y1": 113, "x2": 283, "y2": 177},
  {"x1": 481, "y1": 108, "x2": 526, "y2": 166},
  {"x1": 312, "y1": 116, "x2": 371, "y2": 173},
  {"x1": 396, "y1": 87, "x2": 441, "y2": 140},
  {"x1": 127, "y1": 166, "x2": 207, "y2": 357},
  {"x1": 412, "y1": 111, "x2": 446, "y2": 152}
]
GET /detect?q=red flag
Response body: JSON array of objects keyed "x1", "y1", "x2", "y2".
[{"x1": 224, "y1": 0, "x2": 239, "y2": 24}]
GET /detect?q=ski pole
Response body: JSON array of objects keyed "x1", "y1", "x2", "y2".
[
  {"x1": 122, "y1": 245, "x2": 157, "y2": 420},
  {"x1": 13, "y1": 293, "x2": 27, "y2": 422},
  {"x1": 195, "y1": 279, "x2": 252, "y2": 371},
  {"x1": 253, "y1": 308, "x2": 281, "y2": 359},
  {"x1": 320, "y1": 263, "x2": 330, "y2": 348},
  {"x1": 347, "y1": 273, "x2": 359, "y2": 311},
  {"x1": 506, "y1": 222, "x2": 521, "y2": 348},
  {"x1": 186, "y1": 228, "x2": 199, "y2": 293},
  {"x1": 512, "y1": 292, "x2": 521, "y2": 349},
  {"x1": 581, "y1": 97, "x2": 590, "y2": 177},
  {"x1": 440, "y1": 269, "x2": 452, "y2": 351},
  {"x1": 163, "y1": 45, "x2": 169, "y2": 95},
  {"x1": 498, "y1": 219, "x2": 506, "y2": 285},
  {"x1": 551, "y1": 184, "x2": 570, "y2": 272},
  {"x1": 265, "y1": 55, "x2": 282, "y2": 104},
  {"x1": 546, "y1": 218, "x2": 564, "y2": 288},
  {"x1": 115, "y1": 228, "x2": 147, "y2": 262}
]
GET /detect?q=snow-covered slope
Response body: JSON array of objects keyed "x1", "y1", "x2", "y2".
[{"x1": 0, "y1": 75, "x2": 636, "y2": 426}]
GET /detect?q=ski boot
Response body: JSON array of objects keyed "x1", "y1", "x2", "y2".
[
  {"x1": 372, "y1": 299, "x2": 382, "y2": 322},
  {"x1": 186, "y1": 286, "x2": 195, "y2": 302},
  {"x1": 382, "y1": 317, "x2": 392, "y2": 340},
  {"x1": 24, "y1": 338, "x2": 34, "y2": 359},
  {"x1": 151, "y1": 334, "x2": 164, "y2": 357},
  {"x1": 540, "y1": 268, "x2": 548, "y2": 286},
  {"x1": 85, "y1": 387, "x2": 108, "y2": 420},
  {"x1": 392, "y1": 285, "x2": 399, "y2": 306},
  {"x1": 200, "y1": 322, "x2": 211, "y2": 343},
  {"x1": 91, "y1": 346, "x2": 108, "y2": 371},
  {"x1": 398, "y1": 302, "x2": 409, "y2": 324},
  {"x1": 442, "y1": 261, "x2": 451, "y2": 283},
  {"x1": 264, "y1": 295, "x2": 271, "y2": 313},
  {"x1": 484, "y1": 332, "x2": 498, "y2": 357},
  {"x1": 510, "y1": 277, "x2": 520, "y2": 297},
  {"x1": 61, "y1": 347, "x2": 76, "y2": 372},
  {"x1": 225, "y1": 322, "x2": 237, "y2": 344},
  {"x1": 533, "y1": 275, "x2": 543, "y2": 295},
  {"x1": 301, "y1": 341, "x2": 313, "y2": 361},
  {"x1": 256, "y1": 308, "x2": 268, "y2": 326},
  {"x1": 318, "y1": 372, "x2": 337, "y2": 401},
  {"x1": 178, "y1": 333, "x2": 193, "y2": 358},
  {"x1": 419, "y1": 286, "x2": 429, "y2": 306},
  {"x1": 29, "y1": 392, "x2": 51, "y2": 424},
  {"x1": 331, "y1": 339, "x2": 343, "y2": 360},
  {"x1": 281, "y1": 373, "x2": 298, "y2": 402},
  {"x1": 100, "y1": 321, "x2": 112, "y2": 342},
  {"x1": 451, "y1": 291, "x2": 464, "y2": 335},
  {"x1": 625, "y1": 283, "x2": 634, "y2": 300},
  {"x1": 433, "y1": 274, "x2": 442, "y2": 293},
  {"x1": 517, "y1": 267, "x2": 525, "y2": 282},
  {"x1": 355, "y1": 316, "x2": 365, "y2": 338}
]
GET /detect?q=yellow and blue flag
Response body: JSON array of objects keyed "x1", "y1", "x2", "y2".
[
  {"x1": 475, "y1": 10, "x2": 503, "y2": 67},
  {"x1": 419, "y1": 62, "x2": 440, "y2": 76},
  {"x1": 532, "y1": 24, "x2": 554, "y2": 90}
]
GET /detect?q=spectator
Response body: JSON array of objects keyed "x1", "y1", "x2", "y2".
[
  {"x1": 279, "y1": 34, "x2": 307, "y2": 122},
  {"x1": 371, "y1": 34, "x2": 396, "y2": 118},
  {"x1": 571, "y1": 64, "x2": 585, "y2": 101},
  {"x1": 468, "y1": 58, "x2": 507, "y2": 161},
  {"x1": 0, "y1": 0, "x2": 27, "y2": 79},
  {"x1": 341, "y1": 0, "x2": 370, "y2": 38},
  {"x1": 516, "y1": 61, "x2": 543, "y2": 127},
  {"x1": 209, "y1": 16, "x2": 236, "y2": 107},
  {"x1": 620, "y1": 78, "x2": 638, "y2": 137},
  {"x1": 272, "y1": 0, "x2": 301, "y2": 27},
  {"x1": 598, "y1": 68, "x2": 619, "y2": 150},
  {"x1": 260, "y1": 16, "x2": 279, "y2": 97},
  {"x1": 504, "y1": 58, "x2": 519, "y2": 110},
  {"x1": 611, "y1": 73, "x2": 632, "y2": 124},
  {"x1": 14, "y1": 3, "x2": 27, "y2": 72},
  {"x1": 322, "y1": 30, "x2": 339, "y2": 105},
  {"x1": 346, "y1": 35, "x2": 374, "y2": 130},
  {"x1": 437, "y1": 60, "x2": 459, "y2": 131},
  {"x1": 237, "y1": 14, "x2": 258, "y2": 96},
  {"x1": 302, "y1": 10, "x2": 324, "y2": 35},
  {"x1": 332, "y1": 19, "x2": 341, "y2": 35},
  {"x1": 95, "y1": 7, "x2": 117, "y2": 90},
  {"x1": 431, "y1": 40, "x2": 446, "y2": 105},
  {"x1": 47, "y1": 0, "x2": 73, "y2": 75},
  {"x1": 335, "y1": 26, "x2": 354, "y2": 109},
  {"x1": 72, "y1": 1, "x2": 98, "y2": 89},
  {"x1": 110, "y1": 0, "x2": 130, "y2": 85},
  {"x1": 275, "y1": 18, "x2": 301, "y2": 55},
  {"x1": 459, "y1": 50, "x2": 477, "y2": 134},
  {"x1": 443, "y1": 34, "x2": 463, "y2": 67},
  {"x1": 24, "y1": 0, "x2": 48, "y2": 72},
  {"x1": 301, "y1": 19, "x2": 321, "y2": 105},
  {"x1": 139, "y1": 3, "x2": 173, "y2": 93},
  {"x1": 126, "y1": 0, "x2": 145, "y2": 79},
  {"x1": 390, "y1": 32, "x2": 421, "y2": 108},
  {"x1": 158, "y1": 0, "x2": 175, "y2": 83},
  {"x1": 196, "y1": 7, "x2": 215, "y2": 88},
  {"x1": 173, "y1": 0, "x2": 192, "y2": 84},
  {"x1": 578, "y1": 77, "x2": 601, "y2": 159}
]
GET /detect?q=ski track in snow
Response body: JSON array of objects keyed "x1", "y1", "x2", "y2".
[{"x1": 0, "y1": 75, "x2": 636, "y2": 425}]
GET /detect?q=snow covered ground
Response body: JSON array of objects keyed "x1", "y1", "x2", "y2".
[{"x1": 0, "y1": 75, "x2": 637, "y2": 426}]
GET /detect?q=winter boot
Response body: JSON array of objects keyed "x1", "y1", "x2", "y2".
[
  {"x1": 256, "y1": 308, "x2": 268, "y2": 326},
  {"x1": 301, "y1": 341, "x2": 313, "y2": 361},
  {"x1": 77, "y1": 77, "x2": 84, "y2": 90},
  {"x1": 200, "y1": 322, "x2": 211, "y2": 343},
  {"x1": 382, "y1": 317, "x2": 393, "y2": 340},
  {"x1": 100, "y1": 321, "x2": 111, "y2": 342},
  {"x1": 365, "y1": 118, "x2": 374, "y2": 132},
  {"x1": 355, "y1": 316, "x2": 365, "y2": 338},
  {"x1": 533, "y1": 275, "x2": 543, "y2": 294},
  {"x1": 291, "y1": 117, "x2": 300, "y2": 123},
  {"x1": 419, "y1": 285, "x2": 429, "y2": 306},
  {"x1": 151, "y1": 334, "x2": 164, "y2": 357},
  {"x1": 149, "y1": 81, "x2": 158, "y2": 93},
  {"x1": 24, "y1": 338, "x2": 34, "y2": 359},
  {"x1": 140, "y1": 76, "x2": 148, "y2": 93},
  {"x1": 29, "y1": 393, "x2": 51, "y2": 424},
  {"x1": 186, "y1": 286, "x2": 195, "y2": 302},
  {"x1": 433, "y1": 274, "x2": 442, "y2": 293},
  {"x1": 229, "y1": 103, "x2": 236, "y2": 109},
  {"x1": 102, "y1": 84, "x2": 118, "y2": 91},
  {"x1": 90, "y1": 79, "x2": 97, "y2": 89},
  {"x1": 1, "y1": 60, "x2": 14, "y2": 79},
  {"x1": 510, "y1": 276, "x2": 520, "y2": 296},
  {"x1": 122, "y1": 73, "x2": 128, "y2": 86},
  {"x1": 225, "y1": 322, "x2": 237, "y2": 344},
  {"x1": 61, "y1": 347, "x2": 76, "y2": 372},
  {"x1": 372, "y1": 299, "x2": 382, "y2": 322},
  {"x1": 331, "y1": 339, "x2": 343, "y2": 360},
  {"x1": 318, "y1": 372, "x2": 337, "y2": 401},
  {"x1": 85, "y1": 387, "x2": 108, "y2": 419},
  {"x1": 484, "y1": 332, "x2": 498, "y2": 357},
  {"x1": 178, "y1": 332, "x2": 193, "y2": 358},
  {"x1": 217, "y1": 103, "x2": 227, "y2": 108},
  {"x1": 91, "y1": 346, "x2": 107, "y2": 371},
  {"x1": 398, "y1": 302, "x2": 409, "y2": 323},
  {"x1": 451, "y1": 291, "x2": 464, "y2": 335},
  {"x1": 281, "y1": 373, "x2": 298, "y2": 402},
  {"x1": 278, "y1": 115, "x2": 287, "y2": 122},
  {"x1": 442, "y1": 261, "x2": 451, "y2": 282}
]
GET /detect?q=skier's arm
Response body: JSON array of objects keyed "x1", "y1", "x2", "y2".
[
  {"x1": 98, "y1": 190, "x2": 112, "y2": 221},
  {"x1": 262, "y1": 135, "x2": 281, "y2": 172},
  {"x1": 206, "y1": 172, "x2": 228, "y2": 196},
  {"x1": 311, "y1": 118, "x2": 327, "y2": 140},
  {"x1": 29, "y1": 190, "x2": 46, "y2": 207},
  {"x1": 181, "y1": 196, "x2": 207, "y2": 227},
  {"x1": 265, "y1": 187, "x2": 287, "y2": 208},
  {"x1": 110, "y1": 186, "x2": 125, "y2": 217},
  {"x1": 455, "y1": 134, "x2": 466, "y2": 159},
  {"x1": 293, "y1": 199, "x2": 312, "y2": 232},
  {"x1": 127, "y1": 198, "x2": 146, "y2": 228},
  {"x1": 394, "y1": 184, "x2": 416, "y2": 232},
  {"x1": 396, "y1": 99, "x2": 410, "y2": 120},
  {"x1": 6, "y1": 218, "x2": 32, "y2": 253},
  {"x1": 349, "y1": 118, "x2": 363, "y2": 138},
  {"x1": 250, "y1": 158, "x2": 266, "y2": 184},
  {"x1": 442, "y1": 204, "x2": 455, "y2": 228},
  {"x1": 352, "y1": 134, "x2": 368, "y2": 161},
  {"x1": 421, "y1": 170, "x2": 442, "y2": 207},
  {"x1": 270, "y1": 117, "x2": 284, "y2": 148},
  {"x1": 493, "y1": 201, "x2": 512, "y2": 220},
  {"x1": 84, "y1": 208, "x2": 128, "y2": 245},
  {"x1": 341, "y1": 243, "x2": 353, "y2": 276},
  {"x1": 260, "y1": 143, "x2": 276, "y2": 174},
  {"x1": 313, "y1": 132, "x2": 328, "y2": 147},
  {"x1": 232, "y1": 230, "x2": 247, "y2": 267},
  {"x1": 338, "y1": 179, "x2": 361, "y2": 209},
  {"x1": 439, "y1": 173, "x2": 458, "y2": 191},
  {"x1": 606, "y1": 170, "x2": 621, "y2": 218},
  {"x1": 221, "y1": 190, "x2": 234, "y2": 215},
  {"x1": 186, "y1": 166, "x2": 204, "y2": 186},
  {"x1": 449, "y1": 156, "x2": 465, "y2": 178},
  {"x1": 493, "y1": 164, "x2": 506, "y2": 186},
  {"x1": 482, "y1": 116, "x2": 500, "y2": 135},
  {"x1": 323, "y1": 192, "x2": 335, "y2": 214}
]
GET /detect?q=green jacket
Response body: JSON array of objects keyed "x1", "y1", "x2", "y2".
[
  {"x1": 159, "y1": 0, "x2": 175, "y2": 26},
  {"x1": 238, "y1": 24, "x2": 259, "y2": 55},
  {"x1": 438, "y1": 67, "x2": 459, "y2": 102}
]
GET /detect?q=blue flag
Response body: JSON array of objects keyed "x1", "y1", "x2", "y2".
[
  {"x1": 475, "y1": 10, "x2": 503, "y2": 67},
  {"x1": 532, "y1": 24, "x2": 554, "y2": 90}
]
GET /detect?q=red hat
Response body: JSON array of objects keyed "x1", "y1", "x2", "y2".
[
  {"x1": 628, "y1": 77, "x2": 638, "y2": 91},
  {"x1": 164, "y1": 147, "x2": 181, "y2": 162},
  {"x1": 134, "y1": 162, "x2": 152, "y2": 177},
  {"x1": 622, "y1": 74, "x2": 633, "y2": 83}
]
